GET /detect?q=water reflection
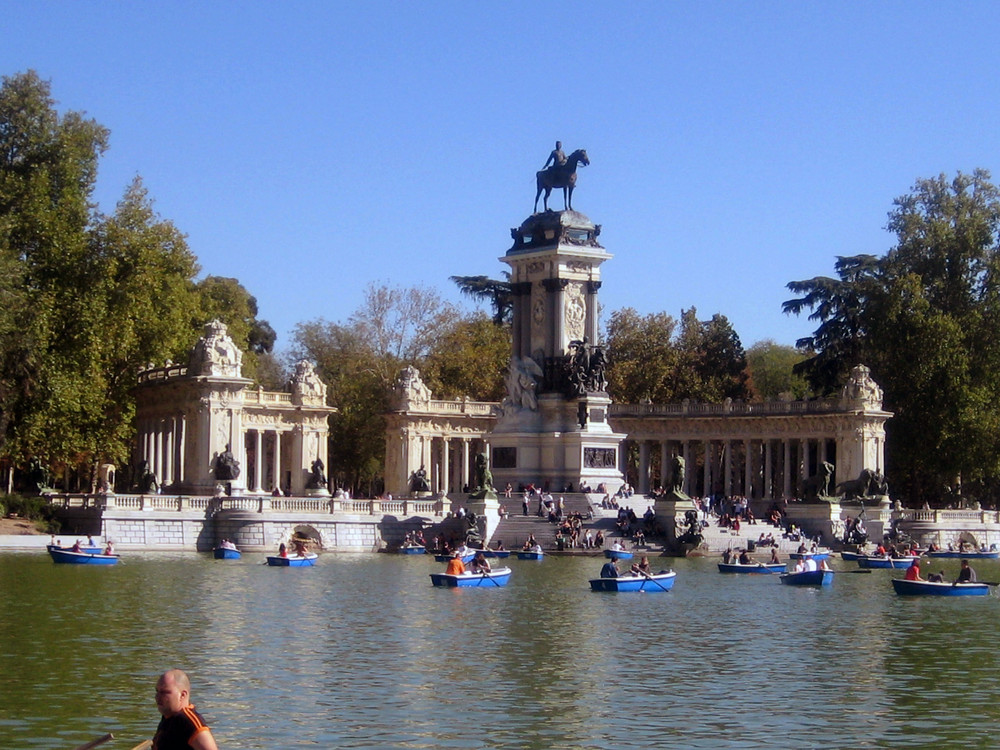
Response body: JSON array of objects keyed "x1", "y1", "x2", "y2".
[{"x1": 3, "y1": 552, "x2": 1000, "y2": 748}]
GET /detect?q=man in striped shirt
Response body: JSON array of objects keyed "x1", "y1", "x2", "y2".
[{"x1": 153, "y1": 669, "x2": 218, "y2": 750}]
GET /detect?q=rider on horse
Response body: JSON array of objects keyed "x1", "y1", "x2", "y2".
[{"x1": 542, "y1": 140, "x2": 567, "y2": 173}]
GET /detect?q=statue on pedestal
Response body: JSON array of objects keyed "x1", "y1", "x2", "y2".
[
  {"x1": 307, "y1": 458, "x2": 327, "y2": 490},
  {"x1": 214, "y1": 444, "x2": 240, "y2": 481},
  {"x1": 534, "y1": 145, "x2": 590, "y2": 212},
  {"x1": 409, "y1": 466, "x2": 430, "y2": 493}
]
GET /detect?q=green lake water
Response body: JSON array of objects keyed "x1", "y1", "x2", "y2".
[{"x1": 2, "y1": 551, "x2": 999, "y2": 749}]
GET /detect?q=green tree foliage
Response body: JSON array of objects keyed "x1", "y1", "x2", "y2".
[
  {"x1": 420, "y1": 312, "x2": 510, "y2": 402},
  {"x1": 604, "y1": 307, "x2": 750, "y2": 403},
  {"x1": 193, "y1": 275, "x2": 276, "y2": 382},
  {"x1": 0, "y1": 71, "x2": 268, "y2": 488},
  {"x1": 290, "y1": 283, "x2": 466, "y2": 495},
  {"x1": 449, "y1": 274, "x2": 512, "y2": 325},
  {"x1": 784, "y1": 170, "x2": 1000, "y2": 503},
  {"x1": 744, "y1": 340, "x2": 813, "y2": 400}
]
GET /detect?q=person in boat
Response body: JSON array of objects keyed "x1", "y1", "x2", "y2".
[
  {"x1": 87, "y1": 536, "x2": 96, "y2": 547},
  {"x1": 445, "y1": 551, "x2": 466, "y2": 576},
  {"x1": 904, "y1": 559, "x2": 924, "y2": 581},
  {"x1": 153, "y1": 668, "x2": 219, "y2": 750},
  {"x1": 819, "y1": 558, "x2": 832, "y2": 571},
  {"x1": 927, "y1": 570, "x2": 946, "y2": 583},
  {"x1": 292, "y1": 538, "x2": 309, "y2": 557},
  {"x1": 600, "y1": 559, "x2": 619, "y2": 578},
  {"x1": 770, "y1": 547, "x2": 781, "y2": 564},
  {"x1": 793, "y1": 558, "x2": 807, "y2": 573},
  {"x1": 738, "y1": 549, "x2": 752, "y2": 565},
  {"x1": 523, "y1": 534, "x2": 537, "y2": 551},
  {"x1": 636, "y1": 555, "x2": 651, "y2": 575},
  {"x1": 611, "y1": 540, "x2": 625, "y2": 552},
  {"x1": 278, "y1": 543, "x2": 288, "y2": 558},
  {"x1": 471, "y1": 552, "x2": 491, "y2": 574},
  {"x1": 721, "y1": 549, "x2": 732, "y2": 565},
  {"x1": 71, "y1": 540, "x2": 82, "y2": 553},
  {"x1": 796, "y1": 543, "x2": 807, "y2": 555},
  {"x1": 529, "y1": 542, "x2": 544, "y2": 554},
  {"x1": 494, "y1": 540, "x2": 505, "y2": 551},
  {"x1": 956, "y1": 559, "x2": 977, "y2": 583},
  {"x1": 103, "y1": 540, "x2": 115, "y2": 555}
]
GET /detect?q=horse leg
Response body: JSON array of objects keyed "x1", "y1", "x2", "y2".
[
  {"x1": 566, "y1": 185, "x2": 573, "y2": 211},
  {"x1": 542, "y1": 186, "x2": 552, "y2": 211},
  {"x1": 534, "y1": 184, "x2": 543, "y2": 213}
]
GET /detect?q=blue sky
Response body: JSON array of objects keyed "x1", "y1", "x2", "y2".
[{"x1": 5, "y1": 2, "x2": 1000, "y2": 352}]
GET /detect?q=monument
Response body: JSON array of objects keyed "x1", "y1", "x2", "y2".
[{"x1": 488, "y1": 146, "x2": 625, "y2": 493}]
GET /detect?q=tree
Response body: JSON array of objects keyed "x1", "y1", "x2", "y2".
[
  {"x1": 450, "y1": 274, "x2": 513, "y2": 326},
  {"x1": 604, "y1": 308, "x2": 679, "y2": 403},
  {"x1": 744, "y1": 340, "x2": 813, "y2": 400},
  {"x1": 676, "y1": 309, "x2": 751, "y2": 402},
  {"x1": 784, "y1": 170, "x2": 1000, "y2": 503},
  {"x1": 194, "y1": 275, "x2": 276, "y2": 382},
  {"x1": 290, "y1": 284, "x2": 460, "y2": 495},
  {"x1": 420, "y1": 312, "x2": 510, "y2": 402}
]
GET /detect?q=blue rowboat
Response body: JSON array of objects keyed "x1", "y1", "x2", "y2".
[
  {"x1": 430, "y1": 567, "x2": 512, "y2": 587},
  {"x1": 858, "y1": 556, "x2": 918, "y2": 569},
  {"x1": 717, "y1": 562, "x2": 786, "y2": 574},
  {"x1": 484, "y1": 550, "x2": 511, "y2": 558},
  {"x1": 398, "y1": 546, "x2": 426, "y2": 555},
  {"x1": 213, "y1": 547, "x2": 241, "y2": 560},
  {"x1": 266, "y1": 553, "x2": 317, "y2": 567},
  {"x1": 434, "y1": 553, "x2": 475, "y2": 563},
  {"x1": 517, "y1": 551, "x2": 545, "y2": 560},
  {"x1": 604, "y1": 549, "x2": 633, "y2": 560},
  {"x1": 891, "y1": 578, "x2": 990, "y2": 596},
  {"x1": 926, "y1": 550, "x2": 1000, "y2": 560},
  {"x1": 48, "y1": 543, "x2": 103, "y2": 555},
  {"x1": 779, "y1": 569, "x2": 834, "y2": 586},
  {"x1": 840, "y1": 551, "x2": 864, "y2": 561},
  {"x1": 789, "y1": 550, "x2": 832, "y2": 561},
  {"x1": 589, "y1": 570, "x2": 676, "y2": 592},
  {"x1": 48, "y1": 548, "x2": 119, "y2": 565}
]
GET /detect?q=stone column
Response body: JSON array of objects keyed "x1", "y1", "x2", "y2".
[
  {"x1": 723, "y1": 440, "x2": 732, "y2": 497},
  {"x1": 461, "y1": 439, "x2": 471, "y2": 493},
  {"x1": 163, "y1": 421, "x2": 174, "y2": 486},
  {"x1": 153, "y1": 424, "x2": 163, "y2": 485},
  {"x1": 638, "y1": 441, "x2": 650, "y2": 495},
  {"x1": 441, "y1": 437, "x2": 450, "y2": 495},
  {"x1": 744, "y1": 439, "x2": 753, "y2": 499},
  {"x1": 703, "y1": 441, "x2": 711, "y2": 498},
  {"x1": 660, "y1": 441, "x2": 670, "y2": 492},
  {"x1": 585, "y1": 280, "x2": 602, "y2": 344},
  {"x1": 800, "y1": 438, "x2": 809, "y2": 494},
  {"x1": 274, "y1": 430, "x2": 282, "y2": 493},
  {"x1": 783, "y1": 440, "x2": 792, "y2": 499},
  {"x1": 254, "y1": 429, "x2": 263, "y2": 492},
  {"x1": 682, "y1": 441, "x2": 691, "y2": 495},
  {"x1": 765, "y1": 440, "x2": 774, "y2": 499},
  {"x1": 177, "y1": 414, "x2": 186, "y2": 488}
]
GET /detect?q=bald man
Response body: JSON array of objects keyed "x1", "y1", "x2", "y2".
[{"x1": 153, "y1": 669, "x2": 218, "y2": 750}]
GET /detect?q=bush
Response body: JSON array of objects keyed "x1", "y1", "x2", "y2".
[{"x1": 1, "y1": 493, "x2": 58, "y2": 531}]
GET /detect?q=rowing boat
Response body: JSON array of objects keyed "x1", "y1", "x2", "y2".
[
  {"x1": 891, "y1": 578, "x2": 990, "y2": 596},
  {"x1": 213, "y1": 546, "x2": 241, "y2": 560},
  {"x1": 397, "y1": 545, "x2": 426, "y2": 555},
  {"x1": 48, "y1": 548, "x2": 119, "y2": 565},
  {"x1": 857, "y1": 555, "x2": 918, "y2": 569},
  {"x1": 266, "y1": 552, "x2": 318, "y2": 567},
  {"x1": 925, "y1": 550, "x2": 1000, "y2": 560},
  {"x1": 429, "y1": 567, "x2": 513, "y2": 587},
  {"x1": 589, "y1": 570, "x2": 676, "y2": 592},
  {"x1": 604, "y1": 549, "x2": 633, "y2": 560},
  {"x1": 779, "y1": 569, "x2": 834, "y2": 586},
  {"x1": 717, "y1": 562, "x2": 786, "y2": 574},
  {"x1": 517, "y1": 550, "x2": 545, "y2": 560}
]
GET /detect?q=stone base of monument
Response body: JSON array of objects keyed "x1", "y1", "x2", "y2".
[
  {"x1": 466, "y1": 490, "x2": 501, "y2": 543},
  {"x1": 412, "y1": 491, "x2": 434, "y2": 499},
  {"x1": 490, "y1": 393, "x2": 625, "y2": 495},
  {"x1": 783, "y1": 499, "x2": 844, "y2": 546},
  {"x1": 304, "y1": 488, "x2": 331, "y2": 498}
]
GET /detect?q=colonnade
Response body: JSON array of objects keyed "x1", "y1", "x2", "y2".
[
  {"x1": 630, "y1": 436, "x2": 841, "y2": 500},
  {"x1": 137, "y1": 414, "x2": 186, "y2": 488},
  {"x1": 387, "y1": 433, "x2": 489, "y2": 496}
]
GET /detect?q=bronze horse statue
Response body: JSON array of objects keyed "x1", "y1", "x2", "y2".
[{"x1": 534, "y1": 149, "x2": 589, "y2": 212}]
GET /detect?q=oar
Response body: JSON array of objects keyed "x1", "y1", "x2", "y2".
[
  {"x1": 638, "y1": 570, "x2": 671, "y2": 592},
  {"x1": 71, "y1": 733, "x2": 113, "y2": 750},
  {"x1": 130, "y1": 741, "x2": 153, "y2": 750}
]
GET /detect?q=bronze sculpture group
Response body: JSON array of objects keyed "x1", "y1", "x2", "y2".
[{"x1": 535, "y1": 140, "x2": 590, "y2": 213}]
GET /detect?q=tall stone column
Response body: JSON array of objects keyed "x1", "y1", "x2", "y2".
[
  {"x1": 682, "y1": 441, "x2": 691, "y2": 495},
  {"x1": 163, "y1": 423, "x2": 174, "y2": 486},
  {"x1": 743, "y1": 439, "x2": 753, "y2": 499},
  {"x1": 254, "y1": 430, "x2": 263, "y2": 492},
  {"x1": 585, "y1": 280, "x2": 602, "y2": 344},
  {"x1": 461, "y1": 439, "x2": 471, "y2": 492},
  {"x1": 638, "y1": 441, "x2": 650, "y2": 494},
  {"x1": 703, "y1": 440, "x2": 711, "y2": 498},
  {"x1": 274, "y1": 430, "x2": 282, "y2": 493},
  {"x1": 723, "y1": 440, "x2": 732, "y2": 497},
  {"x1": 783, "y1": 440, "x2": 792, "y2": 499},
  {"x1": 764, "y1": 440, "x2": 774, "y2": 499},
  {"x1": 441, "y1": 437, "x2": 450, "y2": 495},
  {"x1": 660, "y1": 441, "x2": 670, "y2": 492}
]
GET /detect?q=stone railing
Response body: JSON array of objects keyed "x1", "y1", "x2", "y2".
[
  {"x1": 895, "y1": 508, "x2": 1000, "y2": 524},
  {"x1": 46, "y1": 493, "x2": 445, "y2": 518},
  {"x1": 243, "y1": 390, "x2": 294, "y2": 406},
  {"x1": 137, "y1": 364, "x2": 189, "y2": 384},
  {"x1": 611, "y1": 397, "x2": 841, "y2": 418}
]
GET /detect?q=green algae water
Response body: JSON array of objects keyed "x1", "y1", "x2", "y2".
[{"x1": 3, "y1": 551, "x2": 1000, "y2": 749}]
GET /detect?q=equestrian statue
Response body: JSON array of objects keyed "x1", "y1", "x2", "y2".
[{"x1": 534, "y1": 145, "x2": 590, "y2": 213}]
